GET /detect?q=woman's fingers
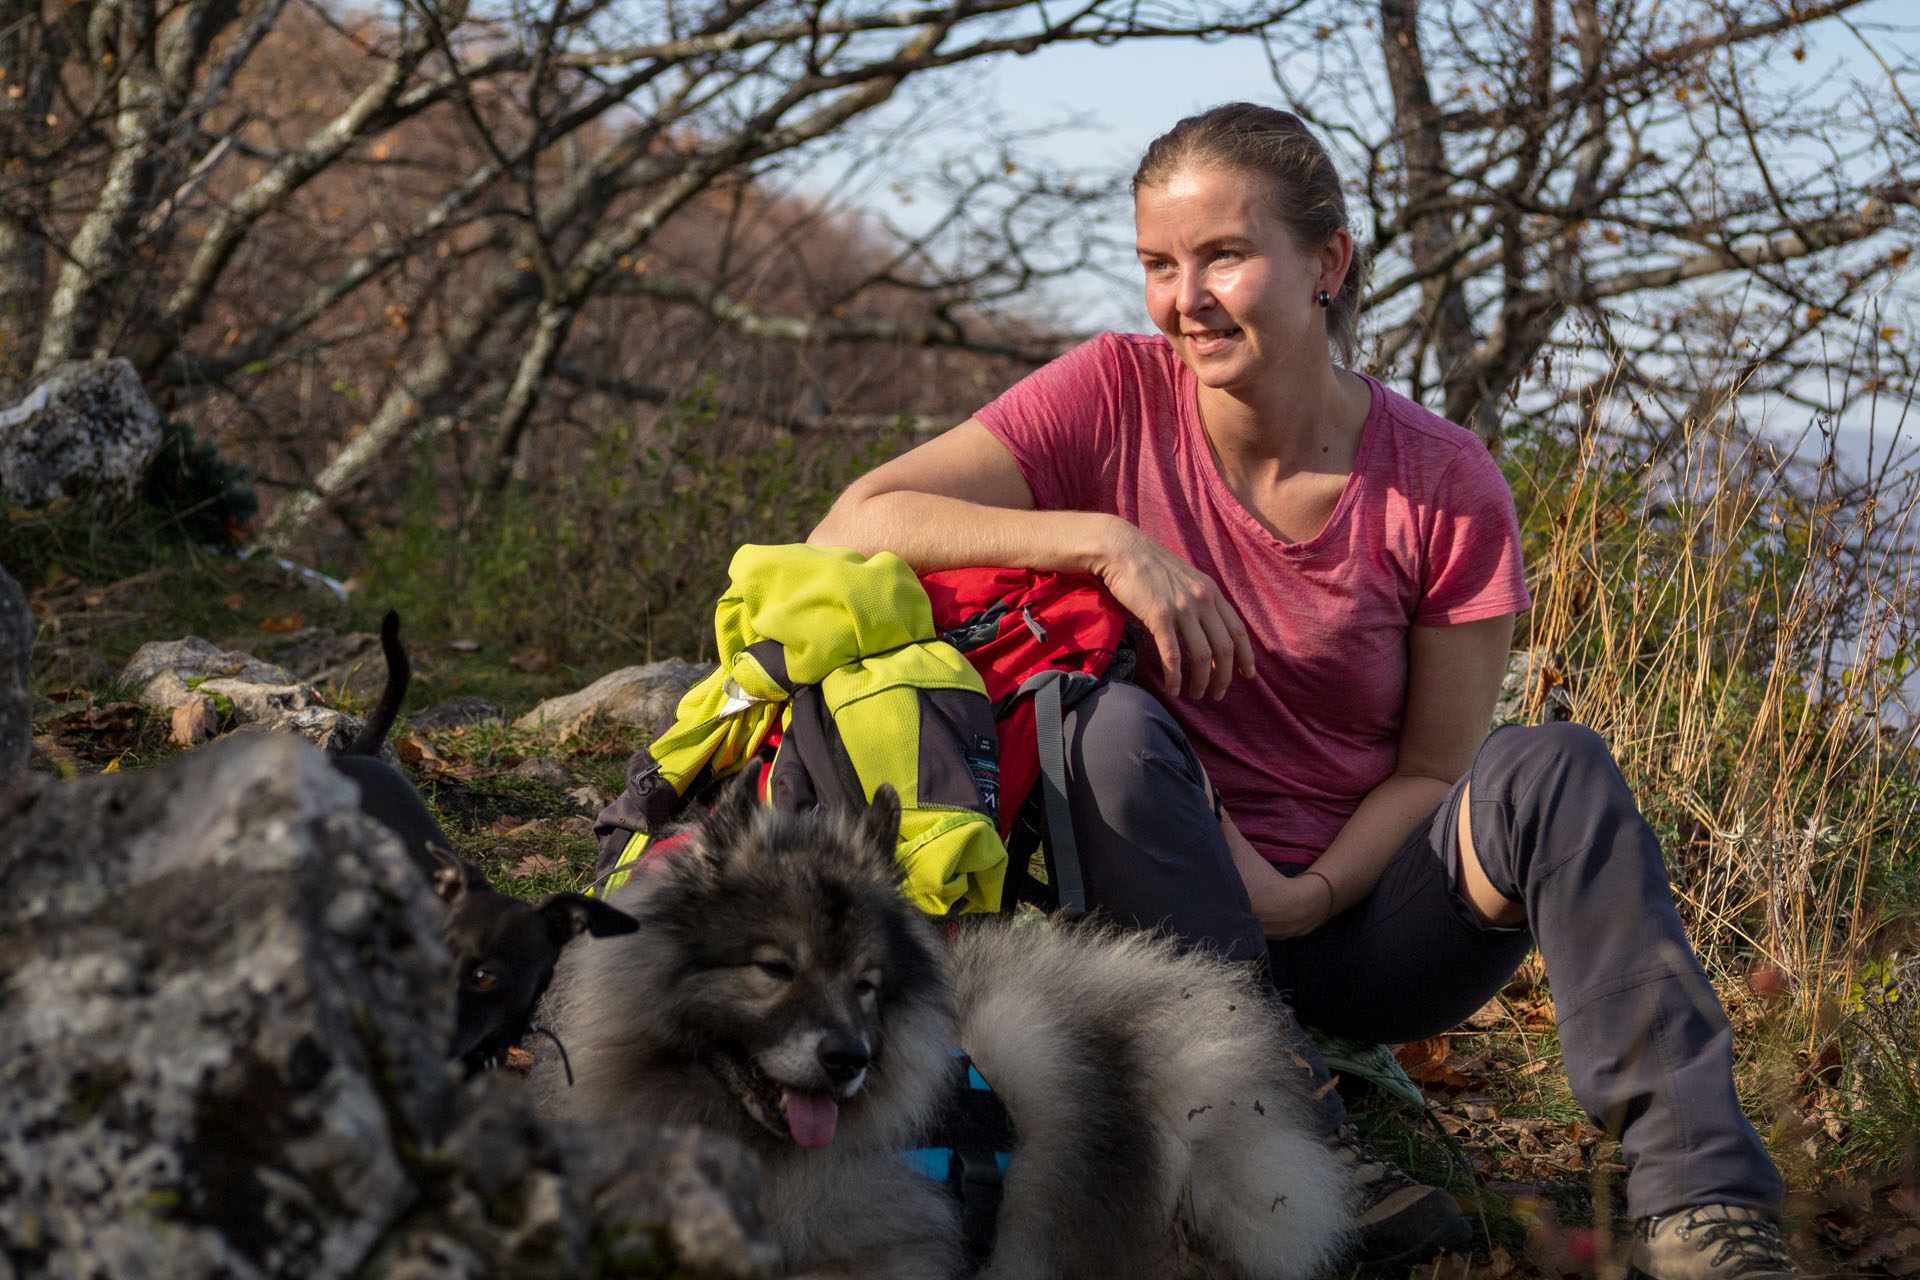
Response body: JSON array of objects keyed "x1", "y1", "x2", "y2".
[{"x1": 1100, "y1": 524, "x2": 1254, "y2": 699}]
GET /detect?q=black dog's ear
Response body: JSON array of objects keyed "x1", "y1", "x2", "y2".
[
  {"x1": 539, "y1": 892, "x2": 641, "y2": 942},
  {"x1": 857, "y1": 783, "x2": 902, "y2": 865},
  {"x1": 701, "y1": 769, "x2": 763, "y2": 857},
  {"x1": 430, "y1": 844, "x2": 486, "y2": 903}
]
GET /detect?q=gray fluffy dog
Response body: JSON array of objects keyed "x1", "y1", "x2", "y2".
[{"x1": 535, "y1": 781, "x2": 1352, "y2": 1279}]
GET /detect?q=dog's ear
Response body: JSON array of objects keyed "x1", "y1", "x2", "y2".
[
  {"x1": 857, "y1": 783, "x2": 902, "y2": 865},
  {"x1": 429, "y1": 844, "x2": 486, "y2": 903},
  {"x1": 539, "y1": 892, "x2": 641, "y2": 943},
  {"x1": 700, "y1": 769, "x2": 763, "y2": 858}
]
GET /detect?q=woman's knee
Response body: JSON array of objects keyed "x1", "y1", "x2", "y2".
[
  {"x1": 1469, "y1": 721, "x2": 1653, "y2": 892},
  {"x1": 1065, "y1": 681, "x2": 1208, "y2": 803},
  {"x1": 1475, "y1": 721, "x2": 1630, "y2": 804}
]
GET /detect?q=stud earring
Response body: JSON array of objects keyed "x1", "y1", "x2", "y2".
[{"x1": 1316, "y1": 289, "x2": 1332, "y2": 308}]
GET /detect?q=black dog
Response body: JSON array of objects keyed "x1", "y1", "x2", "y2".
[{"x1": 333, "y1": 611, "x2": 637, "y2": 1072}]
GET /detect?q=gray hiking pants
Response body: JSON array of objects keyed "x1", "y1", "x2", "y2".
[{"x1": 1059, "y1": 680, "x2": 1782, "y2": 1220}]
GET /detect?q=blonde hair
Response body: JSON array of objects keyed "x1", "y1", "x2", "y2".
[{"x1": 1133, "y1": 103, "x2": 1368, "y2": 367}]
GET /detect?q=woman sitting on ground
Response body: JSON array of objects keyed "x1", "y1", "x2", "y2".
[{"x1": 808, "y1": 102, "x2": 1803, "y2": 1280}]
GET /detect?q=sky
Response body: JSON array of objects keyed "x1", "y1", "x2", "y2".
[
  {"x1": 837, "y1": 33, "x2": 1292, "y2": 333},
  {"x1": 806, "y1": 15, "x2": 1917, "y2": 467}
]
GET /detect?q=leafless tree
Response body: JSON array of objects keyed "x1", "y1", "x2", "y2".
[
  {"x1": 1255, "y1": 0, "x2": 1917, "y2": 448},
  {"x1": 0, "y1": 0, "x2": 1300, "y2": 549}
]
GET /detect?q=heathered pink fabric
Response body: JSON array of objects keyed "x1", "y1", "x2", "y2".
[{"x1": 975, "y1": 332, "x2": 1531, "y2": 865}]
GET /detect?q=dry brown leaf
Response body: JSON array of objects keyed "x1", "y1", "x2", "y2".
[
  {"x1": 169, "y1": 695, "x2": 219, "y2": 747},
  {"x1": 1486, "y1": 1245, "x2": 1517, "y2": 1279},
  {"x1": 1392, "y1": 1037, "x2": 1449, "y2": 1070},
  {"x1": 1407, "y1": 1059, "x2": 1477, "y2": 1094},
  {"x1": 505, "y1": 853, "x2": 558, "y2": 879},
  {"x1": 1463, "y1": 997, "x2": 1505, "y2": 1028},
  {"x1": 55, "y1": 701, "x2": 141, "y2": 748},
  {"x1": 393, "y1": 733, "x2": 442, "y2": 769},
  {"x1": 503, "y1": 1046, "x2": 535, "y2": 1073},
  {"x1": 1464, "y1": 1100, "x2": 1498, "y2": 1123},
  {"x1": 490, "y1": 816, "x2": 527, "y2": 836},
  {"x1": 222, "y1": 592, "x2": 246, "y2": 610},
  {"x1": 258, "y1": 613, "x2": 304, "y2": 632}
]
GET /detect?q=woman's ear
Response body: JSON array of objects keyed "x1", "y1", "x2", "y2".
[{"x1": 1317, "y1": 226, "x2": 1354, "y2": 299}]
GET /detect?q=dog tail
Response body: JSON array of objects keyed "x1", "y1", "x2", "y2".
[{"x1": 345, "y1": 609, "x2": 409, "y2": 757}]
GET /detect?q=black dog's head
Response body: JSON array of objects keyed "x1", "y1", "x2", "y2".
[{"x1": 430, "y1": 847, "x2": 639, "y2": 1072}]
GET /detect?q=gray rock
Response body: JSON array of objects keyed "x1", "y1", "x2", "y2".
[
  {"x1": 412, "y1": 697, "x2": 503, "y2": 731},
  {"x1": 0, "y1": 357, "x2": 162, "y2": 506},
  {"x1": 121, "y1": 635, "x2": 293, "y2": 693},
  {"x1": 227, "y1": 708, "x2": 378, "y2": 757},
  {"x1": 120, "y1": 637, "x2": 322, "y2": 723},
  {"x1": 256, "y1": 627, "x2": 390, "y2": 698},
  {"x1": 0, "y1": 735, "x2": 451, "y2": 1277},
  {"x1": 1493, "y1": 646, "x2": 1575, "y2": 727},
  {"x1": 566, "y1": 784, "x2": 611, "y2": 816},
  {"x1": 510, "y1": 756, "x2": 574, "y2": 789},
  {"x1": 0, "y1": 732, "x2": 773, "y2": 1278},
  {"x1": 0, "y1": 564, "x2": 30, "y2": 780},
  {"x1": 515, "y1": 659, "x2": 710, "y2": 737}
]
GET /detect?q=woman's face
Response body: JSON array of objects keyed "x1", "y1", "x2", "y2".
[{"x1": 1134, "y1": 164, "x2": 1333, "y2": 394}]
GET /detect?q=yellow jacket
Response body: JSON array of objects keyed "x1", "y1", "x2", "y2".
[{"x1": 601, "y1": 543, "x2": 1007, "y2": 914}]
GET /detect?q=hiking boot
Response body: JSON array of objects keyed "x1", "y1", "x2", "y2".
[
  {"x1": 1329, "y1": 1123, "x2": 1474, "y2": 1265},
  {"x1": 1629, "y1": 1205, "x2": 1813, "y2": 1280}
]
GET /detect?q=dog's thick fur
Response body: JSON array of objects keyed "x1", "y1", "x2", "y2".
[
  {"x1": 334, "y1": 610, "x2": 637, "y2": 1071},
  {"x1": 536, "y1": 782, "x2": 1351, "y2": 1279}
]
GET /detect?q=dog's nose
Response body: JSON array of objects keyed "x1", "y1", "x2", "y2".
[{"x1": 818, "y1": 1039, "x2": 870, "y2": 1086}]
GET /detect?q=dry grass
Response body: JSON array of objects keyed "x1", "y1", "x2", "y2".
[{"x1": 1501, "y1": 357, "x2": 1920, "y2": 1191}]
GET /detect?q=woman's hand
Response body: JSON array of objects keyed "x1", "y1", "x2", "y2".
[
  {"x1": 1095, "y1": 522, "x2": 1255, "y2": 700},
  {"x1": 1221, "y1": 807, "x2": 1334, "y2": 939}
]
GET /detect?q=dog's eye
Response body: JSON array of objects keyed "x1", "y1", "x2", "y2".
[
  {"x1": 467, "y1": 966, "x2": 499, "y2": 992},
  {"x1": 756, "y1": 959, "x2": 795, "y2": 981},
  {"x1": 853, "y1": 977, "x2": 879, "y2": 998}
]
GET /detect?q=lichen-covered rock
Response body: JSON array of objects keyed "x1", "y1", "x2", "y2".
[
  {"x1": 1494, "y1": 646, "x2": 1575, "y2": 727},
  {"x1": 120, "y1": 636, "x2": 322, "y2": 722},
  {"x1": 121, "y1": 635, "x2": 293, "y2": 694},
  {"x1": 227, "y1": 707, "x2": 374, "y2": 756},
  {"x1": 0, "y1": 734, "x2": 451, "y2": 1277},
  {"x1": 0, "y1": 564, "x2": 31, "y2": 780},
  {"x1": 0, "y1": 358, "x2": 162, "y2": 506},
  {"x1": 515, "y1": 660, "x2": 711, "y2": 737},
  {"x1": 0, "y1": 732, "x2": 775, "y2": 1279}
]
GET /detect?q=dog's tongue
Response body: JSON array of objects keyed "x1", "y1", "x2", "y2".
[{"x1": 781, "y1": 1087, "x2": 840, "y2": 1149}]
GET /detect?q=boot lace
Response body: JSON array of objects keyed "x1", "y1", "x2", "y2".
[{"x1": 1638, "y1": 1208, "x2": 1798, "y2": 1277}]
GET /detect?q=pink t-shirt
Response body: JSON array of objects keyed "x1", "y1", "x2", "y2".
[{"x1": 975, "y1": 332, "x2": 1531, "y2": 865}]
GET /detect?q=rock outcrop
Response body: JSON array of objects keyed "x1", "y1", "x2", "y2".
[
  {"x1": 0, "y1": 358, "x2": 162, "y2": 507},
  {"x1": 0, "y1": 733, "x2": 774, "y2": 1278}
]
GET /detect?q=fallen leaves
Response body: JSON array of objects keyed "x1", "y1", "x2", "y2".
[
  {"x1": 393, "y1": 733, "x2": 444, "y2": 771},
  {"x1": 258, "y1": 614, "x2": 304, "y2": 632},
  {"x1": 1394, "y1": 1035, "x2": 1490, "y2": 1096},
  {"x1": 47, "y1": 700, "x2": 141, "y2": 749},
  {"x1": 504, "y1": 853, "x2": 559, "y2": 880},
  {"x1": 169, "y1": 694, "x2": 220, "y2": 746}
]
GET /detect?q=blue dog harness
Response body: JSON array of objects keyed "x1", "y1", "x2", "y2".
[{"x1": 900, "y1": 1050, "x2": 1014, "y2": 1271}]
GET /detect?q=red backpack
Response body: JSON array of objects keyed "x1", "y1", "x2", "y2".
[{"x1": 919, "y1": 568, "x2": 1130, "y2": 917}]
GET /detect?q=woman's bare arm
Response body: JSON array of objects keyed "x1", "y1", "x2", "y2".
[
  {"x1": 810, "y1": 419, "x2": 1255, "y2": 699},
  {"x1": 1233, "y1": 612, "x2": 1516, "y2": 937}
]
